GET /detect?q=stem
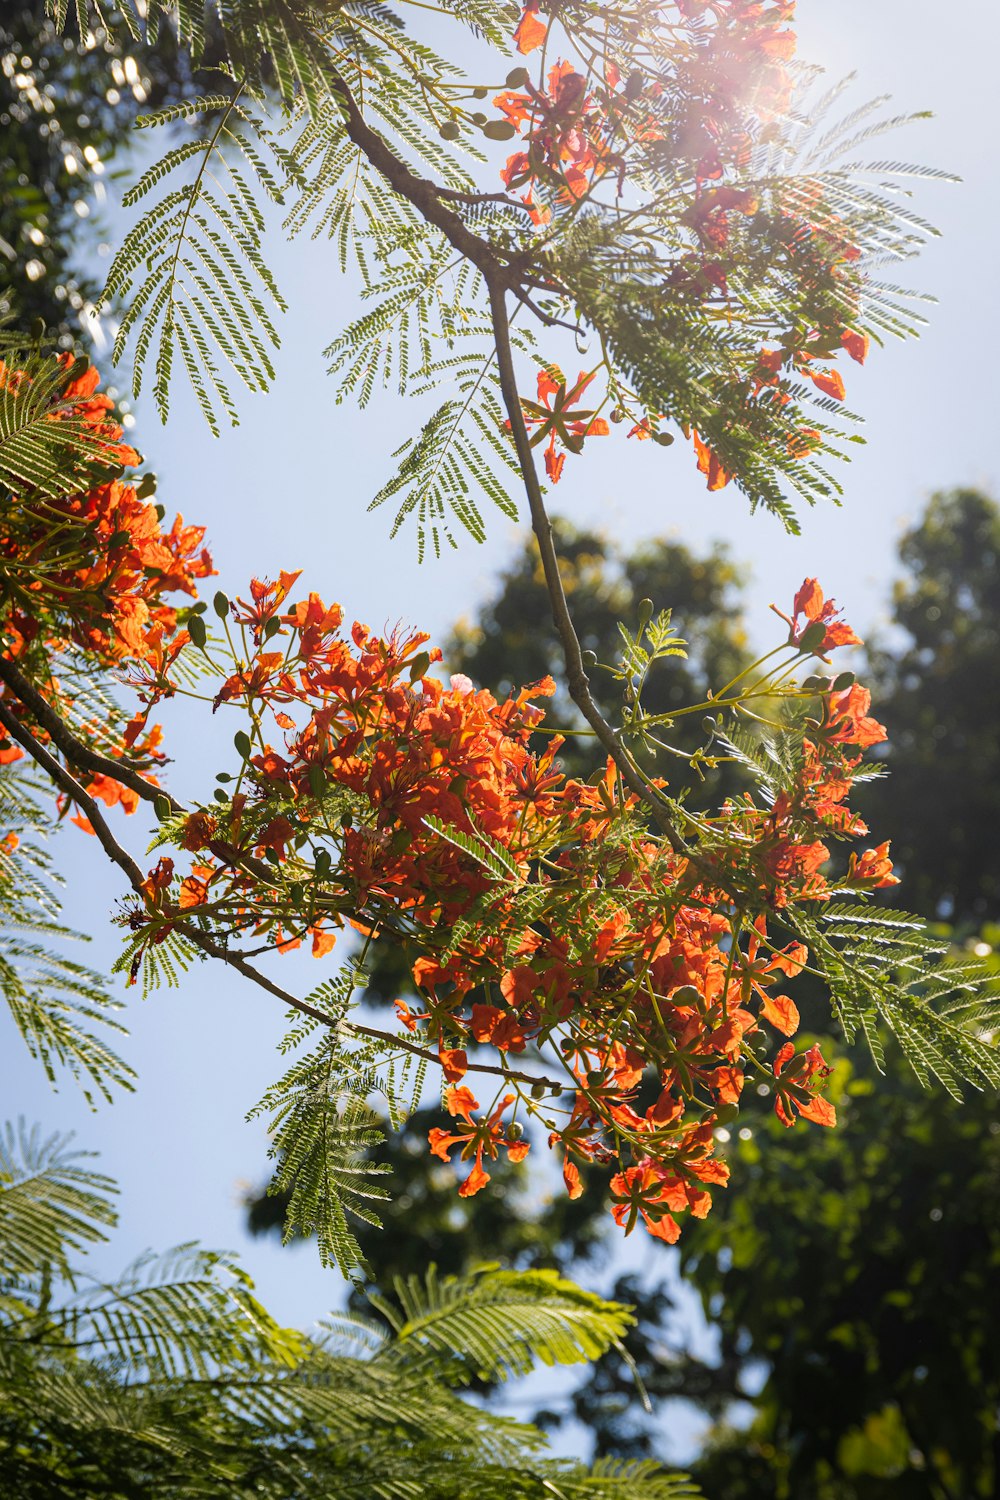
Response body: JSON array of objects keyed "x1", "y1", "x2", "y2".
[
  {"x1": 486, "y1": 274, "x2": 691, "y2": 856},
  {"x1": 0, "y1": 692, "x2": 566, "y2": 1091}
]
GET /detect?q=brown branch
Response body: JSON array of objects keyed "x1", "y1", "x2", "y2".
[
  {"x1": 0, "y1": 652, "x2": 177, "y2": 812},
  {"x1": 0, "y1": 697, "x2": 147, "y2": 891},
  {"x1": 484, "y1": 275, "x2": 691, "y2": 857},
  {"x1": 326, "y1": 74, "x2": 689, "y2": 854},
  {"x1": 332, "y1": 73, "x2": 501, "y2": 282},
  {"x1": 0, "y1": 694, "x2": 565, "y2": 1090},
  {"x1": 0, "y1": 652, "x2": 279, "y2": 886}
]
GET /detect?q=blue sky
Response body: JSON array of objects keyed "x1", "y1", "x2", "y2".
[{"x1": 4, "y1": 0, "x2": 999, "y2": 1463}]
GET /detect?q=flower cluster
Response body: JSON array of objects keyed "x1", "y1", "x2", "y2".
[
  {"x1": 120, "y1": 567, "x2": 895, "y2": 1245},
  {"x1": 500, "y1": 2, "x2": 872, "y2": 490},
  {"x1": 0, "y1": 356, "x2": 212, "y2": 667},
  {"x1": 0, "y1": 356, "x2": 213, "y2": 810}
]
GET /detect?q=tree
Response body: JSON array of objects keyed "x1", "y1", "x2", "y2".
[
  {"x1": 3, "y1": 0, "x2": 994, "y2": 1331},
  {"x1": 860, "y1": 489, "x2": 1000, "y2": 927},
  {"x1": 244, "y1": 498, "x2": 1000, "y2": 1474},
  {"x1": 0, "y1": 2, "x2": 206, "y2": 346},
  {"x1": 672, "y1": 1012, "x2": 1000, "y2": 1500},
  {"x1": 0, "y1": 1119, "x2": 700, "y2": 1498},
  {"x1": 448, "y1": 519, "x2": 750, "y2": 787}
]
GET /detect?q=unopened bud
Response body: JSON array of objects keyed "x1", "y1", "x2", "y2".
[
  {"x1": 637, "y1": 598, "x2": 654, "y2": 629},
  {"x1": 672, "y1": 985, "x2": 701, "y2": 1006},
  {"x1": 798, "y1": 620, "x2": 828, "y2": 654}
]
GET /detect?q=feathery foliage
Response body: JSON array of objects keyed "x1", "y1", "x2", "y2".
[
  {"x1": 0, "y1": 1121, "x2": 701, "y2": 1498},
  {"x1": 0, "y1": 766, "x2": 134, "y2": 1105},
  {"x1": 0, "y1": 341, "x2": 133, "y2": 499},
  {"x1": 54, "y1": 0, "x2": 949, "y2": 541}
]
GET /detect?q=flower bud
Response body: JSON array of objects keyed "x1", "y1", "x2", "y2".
[
  {"x1": 798, "y1": 620, "x2": 828, "y2": 654},
  {"x1": 671, "y1": 985, "x2": 701, "y2": 1006}
]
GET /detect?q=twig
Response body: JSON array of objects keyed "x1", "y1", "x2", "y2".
[
  {"x1": 0, "y1": 696, "x2": 564, "y2": 1089},
  {"x1": 485, "y1": 275, "x2": 691, "y2": 857}
]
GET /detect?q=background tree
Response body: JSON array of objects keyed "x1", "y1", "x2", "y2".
[
  {"x1": 860, "y1": 488, "x2": 1000, "y2": 927},
  {"x1": 0, "y1": 1, "x2": 205, "y2": 346},
  {"x1": 677, "y1": 1016, "x2": 1000, "y2": 1500}
]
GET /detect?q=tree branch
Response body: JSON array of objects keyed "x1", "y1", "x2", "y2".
[
  {"x1": 0, "y1": 693, "x2": 564, "y2": 1090},
  {"x1": 0, "y1": 697, "x2": 147, "y2": 891},
  {"x1": 485, "y1": 276, "x2": 691, "y2": 857},
  {"x1": 0, "y1": 652, "x2": 279, "y2": 886},
  {"x1": 328, "y1": 73, "x2": 688, "y2": 856}
]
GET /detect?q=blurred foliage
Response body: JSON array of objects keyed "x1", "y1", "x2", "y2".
[
  {"x1": 680, "y1": 981, "x2": 1000, "y2": 1499},
  {"x1": 860, "y1": 489, "x2": 1000, "y2": 927},
  {"x1": 0, "y1": 1, "x2": 206, "y2": 345}
]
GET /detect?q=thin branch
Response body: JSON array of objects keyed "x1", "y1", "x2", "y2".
[
  {"x1": 434, "y1": 186, "x2": 534, "y2": 209},
  {"x1": 0, "y1": 693, "x2": 564, "y2": 1089},
  {"x1": 0, "y1": 653, "x2": 277, "y2": 886},
  {"x1": 0, "y1": 698, "x2": 146, "y2": 891},
  {"x1": 485, "y1": 275, "x2": 691, "y2": 857},
  {"x1": 326, "y1": 74, "x2": 686, "y2": 852},
  {"x1": 0, "y1": 654, "x2": 174, "y2": 810}
]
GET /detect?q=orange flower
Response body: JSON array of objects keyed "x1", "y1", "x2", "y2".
[
  {"x1": 517, "y1": 369, "x2": 610, "y2": 484},
  {"x1": 513, "y1": 0, "x2": 546, "y2": 54},
  {"x1": 692, "y1": 432, "x2": 731, "y2": 491},
  {"x1": 772, "y1": 578, "x2": 862, "y2": 653},
  {"x1": 847, "y1": 840, "x2": 900, "y2": 888},
  {"x1": 773, "y1": 1042, "x2": 837, "y2": 1128}
]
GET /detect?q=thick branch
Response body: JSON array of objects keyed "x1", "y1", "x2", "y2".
[{"x1": 332, "y1": 73, "x2": 501, "y2": 281}]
